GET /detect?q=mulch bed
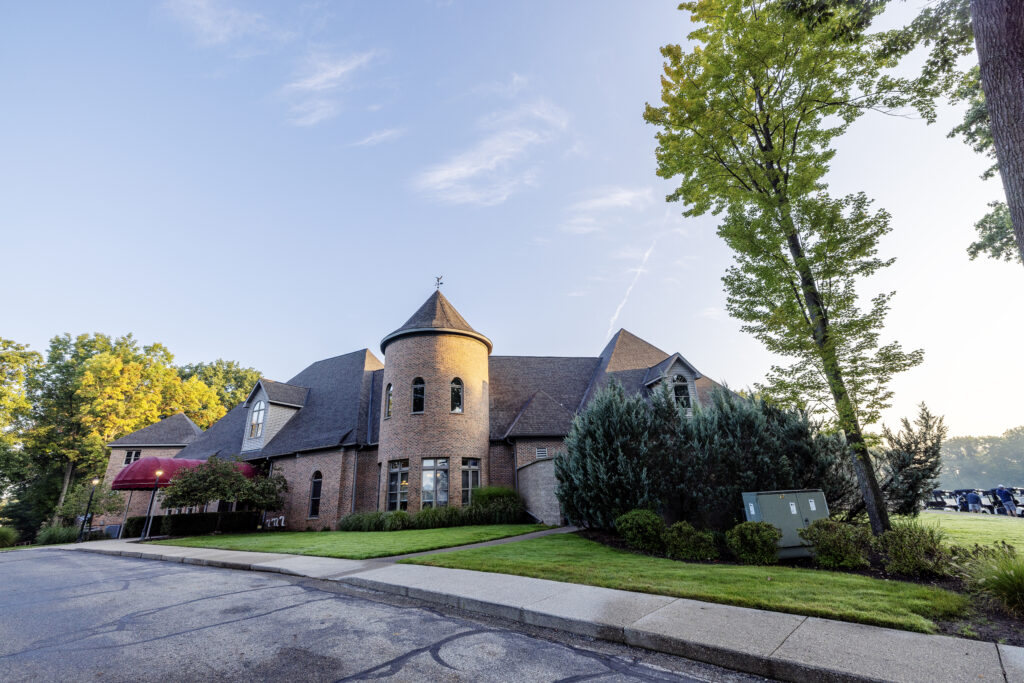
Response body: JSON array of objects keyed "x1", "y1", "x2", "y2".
[{"x1": 578, "y1": 529, "x2": 1023, "y2": 646}]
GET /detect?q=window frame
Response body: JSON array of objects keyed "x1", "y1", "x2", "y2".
[
  {"x1": 672, "y1": 373, "x2": 692, "y2": 409},
  {"x1": 384, "y1": 383, "x2": 393, "y2": 419},
  {"x1": 411, "y1": 377, "x2": 425, "y2": 414},
  {"x1": 450, "y1": 377, "x2": 464, "y2": 414},
  {"x1": 249, "y1": 400, "x2": 266, "y2": 438},
  {"x1": 387, "y1": 459, "x2": 410, "y2": 511},
  {"x1": 308, "y1": 470, "x2": 323, "y2": 519},
  {"x1": 461, "y1": 458, "x2": 480, "y2": 505},
  {"x1": 421, "y1": 458, "x2": 450, "y2": 509},
  {"x1": 123, "y1": 450, "x2": 141, "y2": 466}
]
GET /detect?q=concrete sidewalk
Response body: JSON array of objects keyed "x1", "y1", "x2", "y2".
[{"x1": 62, "y1": 539, "x2": 1021, "y2": 683}]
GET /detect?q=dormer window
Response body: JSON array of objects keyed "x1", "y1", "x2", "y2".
[
  {"x1": 384, "y1": 384, "x2": 393, "y2": 418},
  {"x1": 672, "y1": 374, "x2": 691, "y2": 409},
  {"x1": 450, "y1": 378, "x2": 463, "y2": 413},
  {"x1": 412, "y1": 377, "x2": 425, "y2": 414},
  {"x1": 249, "y1": 400, "x2": 266, "y2": 438}
]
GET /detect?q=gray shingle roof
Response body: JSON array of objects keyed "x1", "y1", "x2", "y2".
[
  {"x1": 489, "y1": 356, "x2": 600, "y2": 438},
  {"x1": 259, "y1": 379, "x2": 309, "y2": 407},
  {"x1": 380, "y1": 291, "x2": 492, "y2": 353},
  {"x1": 172, "y1": 405, "x2": 247, "y2": 460},
  {"x1": 109, "y1": 413, "x2": 202, "y2": 447},
  {"x1": 255, "y1": 349, "x2": 383, "y2": 459},
  {"x1": 504, "y1": 390, "x2": 577, "y2": 438}
]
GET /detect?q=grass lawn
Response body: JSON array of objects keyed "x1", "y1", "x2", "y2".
[
  {"x1": 919, "y1": 511, "x2": 1024, "y2": 548},
  {"x1": 403, "y1": 533, "x2": 968, "y2": 633},
  {"x1": 151, "y1": 524, "x2": 547, "y2": 559}
]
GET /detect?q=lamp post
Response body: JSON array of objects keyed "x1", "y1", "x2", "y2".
[
  {"x1": 141, "y1": 470, "x2": 164, "y2": 540},
  {"x1": 77, "y1": 478, "x2": 101, "y2": 542}
]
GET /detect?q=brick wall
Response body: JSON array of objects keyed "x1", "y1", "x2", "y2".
[
  {"x1": 268, "y1": 450, "x2": 345, "y2": 530},
  {"x1": 377, "y1": 333, "x2": 491, "y2": 511},
  {"x1": 488, "y1": 442, "x2": 515, "y2": 489},
  {"x1": 94, "y1": 446, "x2": 185, "y2": 526},
  {"x1": 514, "y1": 438, "x2": 567, "y2": 469}
]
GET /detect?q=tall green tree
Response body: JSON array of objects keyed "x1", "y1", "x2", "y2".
[
  {"x1": 644, "y1": 0, "x2": 923, "y2": 534},
  {"x1": 0, "y1": 338, "x2": 41, "y2": 493},
  {"x1": 877, "y1": 403, "x2": 946, "y2": 515},
  {"x1": 178, "y1": 359, "x2": 261, "y2": 408}
]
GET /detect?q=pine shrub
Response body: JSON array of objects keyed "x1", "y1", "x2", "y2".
[
  {"x1": 874, "y1": 518, "x2": 951, "y2": 577},
  {"x1": 36, "y1": 525, "x2": 79, "y2": 545},
  {"x1": 663, "y1": 521, "x2": 718, "y2": 561},
  {"x1": 0, "y1": 526, "x2": 18, "y2": 547},
  {"x1": 725, "y1": 521, "x2": 781, "y2": 565},
  {"x1": 798, "y1": 519, "x2": 872, "y2": 569},
  {"x1": 614, "y1": 509, "x2": 666, "y2": 553}
]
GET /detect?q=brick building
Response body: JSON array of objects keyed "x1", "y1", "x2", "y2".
[{"x1": 102, "y1": 291, "x2": 727, "y2": 528}]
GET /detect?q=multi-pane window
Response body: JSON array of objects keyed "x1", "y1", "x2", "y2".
[
  {"x1": 308, "y1": 471, "x2": 322, "y2": 518},
  {"x1": 384, "y1": 383, "x2": 393, "y2": 418},
  {"x1": 387, "y1": 460, "x2": 410, "y2": 511},
  {"x1": 450, "y1": 378, "x2": 464, "y2": 413},
  {"x1": 249, "y1": 400, "x2": 266, "y2": 438},
  {"x1": 411, "y1": 377, "x2": 425, "y2": 413},
  {"x1": 123, "y1": 450, "x2": 141, "y2": 465},
  {"x1": 461, "y1": 458, "x2": 480, "y2": 505},
  {"x1": 672, "y1": 374, "x2": 691, "y2": 409},
  {"x1": 421, "y1": 458, "x2": 449, "y2": 509}
]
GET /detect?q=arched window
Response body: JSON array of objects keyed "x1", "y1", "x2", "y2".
[
  {"x1": 412, "y1": 377, "x2": 425, "y2": 413},
  {"x1": 384, "y1": 383, "x2": 393, "y2": 418},
  {"x1": 450, "y1": 377, "x2": 464, "y2": 413},
  {"x1": 309, "y1": 471, "x2": 323, "y2": 518},
  {"x1": 249, "y1": 400, "x2": 266, "y2": 438},
  {"x1": 672, "y1": 374, "x2": 691, "y2": 409}
]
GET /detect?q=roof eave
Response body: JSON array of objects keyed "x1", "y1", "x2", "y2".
[{"x1": 380, "y1": 327, "x2": 493, "y2": 354}]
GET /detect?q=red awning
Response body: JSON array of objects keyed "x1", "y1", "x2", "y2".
[{"x1": 111, "y1": 457, "x2": 256, "y2": 490}]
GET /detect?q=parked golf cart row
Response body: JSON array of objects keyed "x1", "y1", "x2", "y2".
[{"x1": 927, "y1": 487, "x2": 1024, "y2": 516}]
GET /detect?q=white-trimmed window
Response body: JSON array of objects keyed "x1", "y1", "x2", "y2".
[
  {"x1": 450, "y1": 378, "x2": 464, "y2": 413},
  {"x1": 123, "y1": 450, "x2": 141, "y2": 465},
  {"x1": 249, "y1": 400, "x2": 266, "y2": 438},
  {"x1": 672, "y1": 374, "x2": 691, "y2": 409}
]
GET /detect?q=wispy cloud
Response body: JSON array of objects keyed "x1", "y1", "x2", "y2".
[
  {"x1": 352, "y1": 128, "x2": 407, "y2": 147},
  {"x1": 165, "y1": 0, "x2": 271, "y2": 46},
  {"x1": 569, "y1": 187, "x2": 653, "y2": 213},
  {"x1": 606, "y1": 240, "x2": 656, "y2": 339},
  {"x1": 477, "y1": 73, "x2": 529, "y2": 98},
  {"x1": 414, "y1": 100, "x2": 568, "y2": 206},
  {"x1": 284, "y1": 51, "x2": 377, "y2": 126},
  {"x1": 560, "y1": 216, "x2": 602, "y2": 235}
]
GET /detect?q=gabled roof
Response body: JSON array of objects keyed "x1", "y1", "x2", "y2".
[
  {"x1": 579, "y1": 329, "x2": 670, "y2": 408},
  {"x1": 380, "y1": 291, "x2": 492, "y2": 353},
  {"x1": 108, "y1": 413, "x2": 202, "y2": 447},
  {"x1": 643, "y1": 353, "x2": 703, "y2": 385},
  {"x1": 173, "y1": 405, "x2": 247, "y2": 461},
  {"x1": 503, "y1": 390, "x2": 577, "y2": 438},
  {"x1": 256, "y1": 349, "x2": 383, "y2": 458},
  {"x1": 252, "y1": 378, "x2": 308, "y2": 407},
  {"x1": 489, "y1": 356, "x2": 600, "y2": 438}
]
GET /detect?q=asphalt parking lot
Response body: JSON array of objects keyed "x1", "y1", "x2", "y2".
[{"x1": 0, "y1": 549, "x2": 769, "y2": 682}]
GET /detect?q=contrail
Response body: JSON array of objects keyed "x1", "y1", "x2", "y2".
[{"x1": 606, "y1": 239, "x2": 656, "y2": 339}]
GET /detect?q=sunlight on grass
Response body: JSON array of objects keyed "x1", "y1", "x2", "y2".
[
  {"x1": 403, "y1": 533, "x2": 967, "y2": 633},
  {"x1": 918, "y1": 511, "x2": 1024, "y2": 548},
  {"x1": 150, "y1": 524, "x2": 546, "y2": 559}
]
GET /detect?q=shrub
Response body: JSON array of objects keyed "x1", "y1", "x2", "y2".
[
  {"x1": 383, "y1": 510, "x2": 412, "y2": 531},
  {"x1": 123, "y1": 515, "x2": 165, "y2": 538},
  {"x1": 161, "y1": 512, "x2": 219, "y2": 537},
  {"x1": 874, "y1": 518, "x2": 952, "y2": 577},
  {"x1": 217, "y1": 511, "x2": 260, "y2": 533},
  {"x1": 798, "y1": 519, "x2": 872, "y2": 569},
  {"x1": 663, "y1": 521, "x2": 718, "y2": 561},
  {"x1": 725, "y1": 521, "x2": 781, "y2": 565},
  {"x1": 966, "y1": 546, "x2": 1024, "y2": 615},
  {"x1": 412, "y1": 505, "x2": 464, "y2": 530},
  {"x1": 36, "y1": 525, "x2": 79, "y2": 545},
  {"x1": 0, "y1": 526, "x2": 18, "y2": 548},
  {"x1": 471, "y1": 486, "x2": 519, "y2": 508},
  {"x1": 337, "y1": 511, "x2": 386, "y2": 532},
  {"x1": 614, "y1": 509, "x2": 666, "y2": 553}
]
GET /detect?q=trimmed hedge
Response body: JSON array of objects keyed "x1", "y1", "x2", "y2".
[
  {"x1": 726, "y1": 521, "x2": 782, "y2": 565},
  {"x1": 159, "y1": 511, "x2": 260, "y2": 536},
  {"x1": 663, "y1": 521, "x2": 718, "y2": 561},
  {"x1": 614, "y1": 509, "x2": 666, "y2": 554},
  {"x1": 124, "y1": 515, "x2": 165, "y2": 538},
  {"x1": 798, "y1": 519, "x2": 872, "y2": 569}
]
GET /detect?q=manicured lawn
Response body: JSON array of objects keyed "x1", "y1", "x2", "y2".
[
  {"x1": 151, "y1": 524, "x2": 546, "y2": 559},
  {"x1": 919, "y1": 511, "x2": 1024, "y2": 548},
  {"x1": 403, "y1": 533, "x2": 968, "y2": 633}
]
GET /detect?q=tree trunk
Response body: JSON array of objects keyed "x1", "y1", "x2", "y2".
[
  {"x1": 971, "y1": 0, "x2": 1024, "y2": 264},
  {"x1": 779, "y1": 206, "x2": 892, "y2": 535},
  {"x1": 51, "y1": 461, "x2": 74, "y2": 526}
]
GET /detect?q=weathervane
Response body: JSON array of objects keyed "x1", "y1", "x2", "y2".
[{"x1": 435, "y1": 275, "x2": 444, "y2": 290}]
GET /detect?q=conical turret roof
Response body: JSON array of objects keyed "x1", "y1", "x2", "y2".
[{"x1": 381, "y1": 291, "x2": 492, "y2": 353}]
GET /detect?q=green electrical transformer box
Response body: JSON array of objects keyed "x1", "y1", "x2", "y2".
[{"x1": 741, "y1": 489, "x2": 830, "y2": 559}]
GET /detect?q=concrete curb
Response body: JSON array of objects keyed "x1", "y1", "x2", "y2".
[{"x1": 64, "y1": 544, "x2": 1015, "y2": 683}]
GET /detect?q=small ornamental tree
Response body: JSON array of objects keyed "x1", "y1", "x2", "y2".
[
  {"x1": 877, "y1": 404, "x2": 946, "y2": 517},
  {"x1": 555, "y1": 381, "x2": 658, "y2": 529},
  {"x1": 161, "y1": 457, "x2": 248, "y2": 509},
  {"x1": 55, "y1": 481, "x2": 124, "y2": 525},
  {"x1": 238, "y1": 474, "x2": 289, "y2": 512}
]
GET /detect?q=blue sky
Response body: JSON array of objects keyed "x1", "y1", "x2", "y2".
[{"x1": 1, "y1": 1, "x2": 1021, "y2": 436}]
